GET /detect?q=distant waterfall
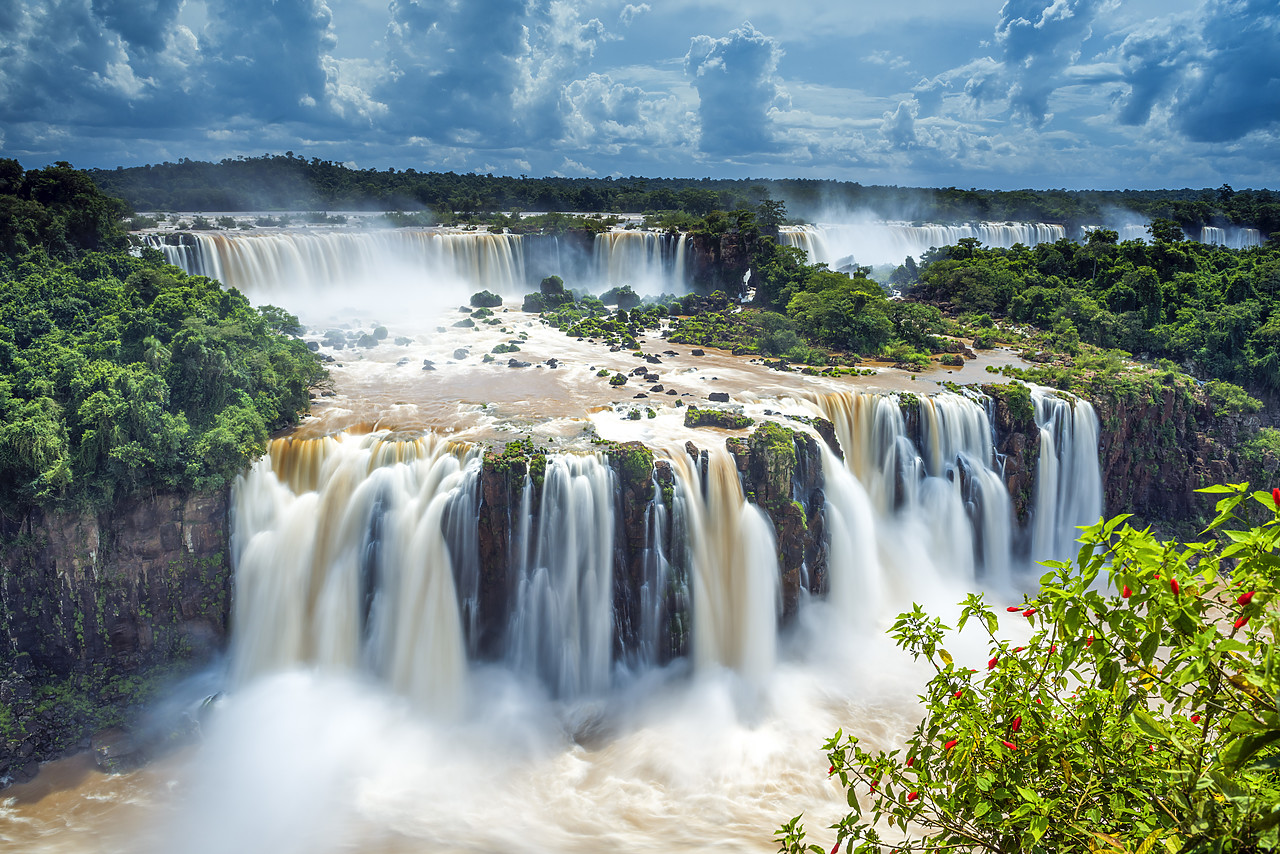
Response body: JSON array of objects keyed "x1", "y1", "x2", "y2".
[
  {"x1": 779, "y1": 222, "x2": 1068, "y2": 268},
  {"x1": 780, "y1": 220, "x2": 1264, "y2": 269},
  {"x1": 146, "y1": 228, "x2": 692, "y2": 297},
  {"x1": 1198, "y1": 226, "x2": 1263, "y2": 249}
]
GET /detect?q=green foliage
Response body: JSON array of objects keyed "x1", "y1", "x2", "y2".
[
  {"x1": 683, "y1": 407, "x2": 754, "y2": 430},
  {"x1": 0, "y1": 230, "x2": 325, "y2": 510},
  {"x1": 0, "y1": 160, "x2": 130, "y2": 259},
  {"x1": 911, "y1": 236, "x2": 1280, "y2": 397},
  {"x1": 470, "y1": 290, "x2": 504, "y2": 308},
  {"x1": 781, "y1": 485, "x2": 1280, "y2": 854},
  {"x1": 602, "y1": 285, "x2": 641, "y2": 309},
  {"x1": 85, "y1": 156, "x2": 1280, "y2": 237},
  {"x1": 1204, "y1": 380, "x2": 1264, "y2": 417}
]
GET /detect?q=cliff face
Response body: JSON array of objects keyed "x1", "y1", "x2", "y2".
[
  {"x1": 0, "y1": 493, "x2": 230, "y2": 673},
  {"x1": 1091, "y1": 386, "x2": 1274, "y2": 529},
  {"x1": 0, "y1": 492, "x2": 230, "y2": 782}
]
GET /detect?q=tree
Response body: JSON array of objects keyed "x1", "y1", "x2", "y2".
[
  {"x1": 779, "y1": 484, "x2": 1280, "y2": 854},
  {"x1": 1148, "y1": 217, "x2": 1186, "y2": 244}
]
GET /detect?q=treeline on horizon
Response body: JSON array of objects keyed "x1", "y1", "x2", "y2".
[{"x1": 85, "y1": 153, "x2": 1280, "y2": 235}]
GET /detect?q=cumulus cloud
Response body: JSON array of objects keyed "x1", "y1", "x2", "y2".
[
  {"x1": 619, "y1": 3, "x2": 650, "y2": 26},
  {"x1": 684, "y1": 21, "x2": 788, "y2": 156},
  {"x1": 880, "y1": 99, "x2": 919, "y2": 148},
  {"x1": 991, "y1": 0, "x2": 1109, "y2": 126}
]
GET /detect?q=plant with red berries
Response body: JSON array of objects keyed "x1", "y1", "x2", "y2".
[{"x1": 779, "y1": 483, "x2": 1280, "y2": 854}]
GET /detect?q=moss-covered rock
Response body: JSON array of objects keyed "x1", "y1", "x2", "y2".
[{"x1": 683, "y1": 407, "x2": 754, "y2": 430}]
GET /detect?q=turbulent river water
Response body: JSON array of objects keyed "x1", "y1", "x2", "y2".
[{"x1": 3, "y1": 224, "x2": 1104, "y2": 853}]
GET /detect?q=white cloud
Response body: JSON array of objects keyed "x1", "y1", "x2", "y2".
[{"x1": 684, "y1": 21, "x2": 787, "y2": 155}]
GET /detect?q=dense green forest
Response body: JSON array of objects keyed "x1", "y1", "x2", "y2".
[
  {"x1": 0, "y1": 159, "x2": 326, "y2": 510},
  {"x1": 87, "y1": 153, "x2": 1280, "y2": 234},
  {"x1": 908, "y1": 226, "x2": 1280, "y2": 395}
]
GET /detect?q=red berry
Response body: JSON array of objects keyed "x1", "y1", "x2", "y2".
[
  {"x1": 906, "y1": 756, "x2": 914, "y2": 768},
  {"x1": 828, "y1": 764, "x2": 835, "y2": 776},
  {"x1": 1086, "y1": 635, "x2": 1094, "y2": 647},
  {"x1": 953, "y1": 690, "x2": 963, "y2": 699},
  {"x1": 1191, "y1": 715, "x2": 1201, "y2": 723},
  {"x1": 1273, "y1": 487, "x2": 1280, "y2": 508},
  {"x1": 1238, "y1": 590, "x2": 1255, "y2": 607},
  {"x1": 1235, "y1": 615, "x2": 1249, "y2": 630},
  {"x1": 1049, "y1": 645, "x2": 1058, "y2": 654},
  {"x1": 1122, "y1": 585, "x2": 1132, "y2": 599},
  {"x1": 943, "y1": 739, "x2": 958, "y2": 750},
  {"x1": 906, "y1": 791, "x2": 919, "y2": 802},
  {"x1": 988, "y1": 655, "x2": 999, "y2": 670}
]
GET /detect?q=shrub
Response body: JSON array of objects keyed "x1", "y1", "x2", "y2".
[{"x1": 779, "y1": 483, "x2": 1280, "y2": 854}]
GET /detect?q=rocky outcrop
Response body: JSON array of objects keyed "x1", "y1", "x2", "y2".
[
  {"x1": 740, "y1": 423, "x2": 827, "y2": 618},
  {"x1": 688, "y1": 233, "x2": 752, "y2": 297},
  {"x1": 983, "y1": 384, "x2": 1041, "y2": 524}
]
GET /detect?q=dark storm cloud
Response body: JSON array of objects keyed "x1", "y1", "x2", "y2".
[
  {"x1": 1114, "y1": 0, "x2": 1280, "y2": 142},
  {"x1": 684, "y1": 21, "x2": 786, "y2": 156},
  {"x1": 990, "y1": 0, "x2": 1107, "y2": 126},
  {"x1": 203, "y1": 0, "x2": 338, "y2": 121}
]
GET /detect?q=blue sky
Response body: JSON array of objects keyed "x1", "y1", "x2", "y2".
[{"x1": 1, "y1": 0, "x2": 1277, "y2": 189}]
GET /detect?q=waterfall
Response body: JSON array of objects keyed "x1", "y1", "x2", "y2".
[
  {"x1": 1198, "y1": 226, "x2": 1263, "y2": 249},
  {"x1": 146, "y1": 227, "x2": 692, "y2": 298},
  {"x1": 146, "y1": 230, "x2": 529, "y2": 296},
  {"x1": 227, "y1": 385, "x2": 1101, "y2": 706},
  {"x1": 780, "y1": 220, "x2": 1264, "y2": 269},
  {"x1": 808, "y1": 388, "x2": 1096, "y2": 587},
  {"x1": 506, "y1": 454, "x2": 616, "y2": 699},
  {"x1": 779, "y1": 221, "x2": 1068, "y2": 268},
  {"x1": 665, "y1": 447, "x2": 781, "y2": 681},
  {"x1": 229, "y1": 432, "x2": 476, "y2": 716},
  {"x1": 592, "y1": 230, "x2": 691, "y2": 294},
  {"x1": 1029, "y1": 387, "x2": 1104, "y2": 564}
]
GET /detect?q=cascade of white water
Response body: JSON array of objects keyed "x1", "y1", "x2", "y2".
[
  {"x1": 146, "y1": 230, "x2": 530, "y2": 296},
  {"x1": 505, "y1": 454, "x2": 616, "y2": 699},
  {"x1": 633, "y1": 474, "x2": 680, "y2": 670},
  {"x1": 230, "y1": 432, "x2": 475, "y2": 715},
  {"x1": 1029, "y1": 387, "x2": 1104, "y2": 564},
  {"x1": 147, "y1": 228, "x2": 694, "y2": 298},
  {"x1": 592, "y1": 230, "x2": 690, "y2": 293},
  {"x1": 808, "y1": 388, "x2": 1088, "y2": 588},
  {"x1": 779, "y1": 222, "x2": 1067, "y2": 268},
  {"x1": 1198, "y1": 226, "x2": 1263, "y2": 249},
  {"x1": 664, "y1": 447, "x2": 781, "y2": 681}
]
